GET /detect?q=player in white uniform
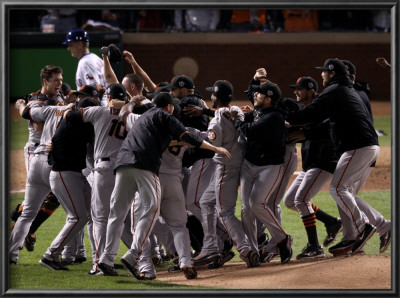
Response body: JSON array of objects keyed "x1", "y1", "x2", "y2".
[
  {"x1": 9, "y1": 65, "x2": 63, "y2": 264},
  {"x1": 78, "y1": 83, "x2": 131, "y2": 275},
  {"x1": 9, "y1": 66, "x2": 70, "y2": 265},
  {"x1": 63, "y1": 29, "x2": 107, "y2": 106},
  {"x1": 197, "y1": 80, "x2": 258, "y2": 268}
]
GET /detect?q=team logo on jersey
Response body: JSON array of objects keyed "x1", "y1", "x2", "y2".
[
  {"x1": 86, "y1": 74, "x2": 94, "y2": 80},
  {"x1": 208, "y1": 130, "x2": 217, "y2": 141}
]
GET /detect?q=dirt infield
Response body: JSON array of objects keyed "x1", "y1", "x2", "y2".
[{"x1": 8, "y1": 101, "x2": 392, "y2": 290}]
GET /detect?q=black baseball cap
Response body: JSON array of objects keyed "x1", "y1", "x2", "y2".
[
  {"x1": 61, "y1": 82, "x2": 71, "y2": 96},
  {"x1": 100, "y1": 44, "x2": 122, "y2": 63},
  {"x1": 146, "y1": 82, "x2": 171, "y2": 99},
  {"x1": 315, "y1": 58, "x2": 347, "y2": 75},
  {"x1": 78, "y1": 97, "x2": 101, "y2": 108},
  {"x1": 107, "y1": 83, "x2": 129, "y2": 101},
  {"x1": 169, "y1": 75, "x2": 195, "y2": 89},
  {"x1": 290, "y1": 77, "x2": 318, "y2": 92},
  {"x1": 73, "y1": 85, "x2": 99, "y2": 98},
  {"x1": 153, "y1": 92, "x2": 174, "y2": 108},
  {"x1": 342, "y1": 60, "x2": 357, "y2": 75},
  {"x1": 251, "y1": 81, "x2": 281, "y2": 101},
  {"x1": 206, "y1": 80, "x2": 233, "y2": 100}
]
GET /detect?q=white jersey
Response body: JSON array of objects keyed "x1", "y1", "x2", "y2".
[
  {"x1": 29, "y1": 105, "x2": 70, "y2": 155},
  {"x1": 207, "y1": 106, "x2": 245, "y2": 167},
  {"x1": 81, "y1": 106, "x2": 127, "y2": 161},
  {"x1": 76, "y1": 52, "x2": 108, "y2": 106},
  {"x1": 159, "y1": 127, "x2": 206, "y2": 177}
]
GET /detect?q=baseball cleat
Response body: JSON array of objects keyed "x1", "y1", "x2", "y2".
[
  {"x1": 182, "y1": 266, "x2": 198, "y2": 280},
  {"x1": 39, "y1": 257, "x2": 69, "y2": 271},
  {"x1": 379, "y1": 229, "x2": 391, "y2": 253},
  {"x1": 24, "y1": 233, "x2": 36, "y2": 252},
  {"x1": 259, "y1": 251, "x2": 279, "y2": 263},
  {"x1": 120, "y1": 257, "x2": 142, "y2": 280},
  {"x1": 329, "y1": 240, "x2": 356, "y2": 256},
  {"x1": 278, "y1": 235, "x2": 293, "y2": 264},
  {"x1": 87, "y1": 269, "x2": 104, "y2": 276},
  {"x1": 152, "y1": 253, "x2": 162, "y2": 266},
  {"x1": 73, "y1": 256, "x2": 87, "y2": 264},
  {"x1": 352, "y1": 223, "x2": 376, "y2": 253},
  {"x1": 207, "y1": 250, "x2": 235, "y2": 269},
  {"x1": 240, "y1": 251, "x2": 260, "y2": 268},
  {"x1": 168, "y1": 265, "x2": 182, "y2": 273},
  {"x1": 194, "y1": 252, "x2": 221, "y2": 267},
  {"x1": 296, "y1": 243, "x2": 325, "y2": 260},
  {"x1": 98, "y1": 262, "x2": 118, "y2": 276},
  {"x1": 323, "y1": 218, "x2": 342, "y2": 247}
]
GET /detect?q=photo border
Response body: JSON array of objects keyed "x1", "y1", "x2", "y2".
[{"x1": 1, "y1": 0, "x2": 399, "y2": 297}]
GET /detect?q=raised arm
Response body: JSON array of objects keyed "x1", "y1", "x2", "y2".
[
  {"x1": 123, "y1": 50, "x2": 157, "y2": 92},
  {"x1": 101, "y1": 46, "x2": 119, "y2": 85}
]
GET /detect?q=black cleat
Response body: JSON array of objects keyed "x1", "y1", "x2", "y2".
[
  {"x1": 240, "y1": 251, "x2": 260, "y2": 268},
  {"x1": 194, "y1": 252, "x2": 221, "y2": 267},
  {"x1": 24, "y1": 234, "x2": 36, "y2": 252},
  {"x1": 329, "y1": 240, "x2": 356, "y2": 256},
  {"x1": 182, "y1": 266, "x2": 197, "y2": 279},
  {"x1": 296, "y1": 244, "x2": 325, "y2": 260},
  {"x1": 39, "y1": 257, "x2": 69, "y2": 271},
  {"x1": 323, "y1": 218, "x2": 342, "y2": 247},
  {"x1": 352, "y1": 223, "x2": 376, "y2": 253},
  {"x1": 98, "y1": 262, "x2": 118, "y2": 276},
  {"x1": 120, "y1": 257, "x2": 141, "y2": 280},
  {"x1": 278, "y1": 235, "x2": 293, "y2": 264},
  {"x1": 379, "y1": 230, "x2": 391, "y2": 253}
]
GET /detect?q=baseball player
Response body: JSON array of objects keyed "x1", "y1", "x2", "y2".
[
  {"x1": 97, "y1": 92, "x2": 231, "y2": 280},
  {"x1": 287, "y1": 58, "x2": 380, "y2": 254},
  {"x1": 39, "y1": 98, "x2": 100, "y2": 270},
  {"x1": 9, "y1": 65, "x2": 66, "y2": 264},
  {"x1": 11, "y1": 75, "x2": 67, "y2": 253},
  {"x1": 63, "y1": 29, "x2": 108, "y2": 106},
  {"x1": 245, "y1": 69, "x2": 299, "y2": 262},
  {"x1": 196, "y1": 80, "x2": 258, "y2": 268},
  {"x1": 169, "y1": 75, "x2": 215, "y2": 256},
  {"x1": 230, "y1": 80, "x2": 293, "y2": 265},
  {"x1": 283, "y1": 76, "x2": 342, "y2": 259},
  {"x1": 74, "y1": 82, "x2": 131, "y2": 275},
  {"x1": 325, "y1": 60, "x2": 391, "y2": 255}
]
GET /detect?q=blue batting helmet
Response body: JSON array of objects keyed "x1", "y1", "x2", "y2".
[{"x1": 63, "y1": 29, "x2": 89, "y2": 45}]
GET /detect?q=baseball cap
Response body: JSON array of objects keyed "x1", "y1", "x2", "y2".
[
  {"x1": 61, "y1": 82, "x2": 71, "y2": 96},
  {"x1": 206, "y1": 80, "x2": 233, "y2": 100},
  {"x1": 342, "y1": 60, "x2": 357, "y2": 75},
  {"x1": 251, "y1": 81, "x2": 281, "y2": 101},
  {"x1": 78, "y1": 97, "x2": 101, "y2": 108},
  {"x1": 244, "y1": 78, "x2": 268, "y2": 93},
  {"x1": 146, "y1": 82, "x2": 171, "y2": 99},
  {"x1": 315, "y1": 58, "x2": 347, "y2": 75},
  {"x1": 100, "y1": 44, "x2": 122, "y2": 63},
  {"x1": 63, "y1": 29, "x2": 89, "y2": 45},
  {"x1": 73, "y1": 85, "x2": 99, "y2": 98},
  {"x1": 169, "y1": 75, "x2": 195, "y2": 89},
  {"x1": 290, "y1": 77, "x2": 318, "y2": 92},
  {"x1": 107, "y1": 83, "x2": 129, "y2": 101},
  {"x1": 153, "y1": 92, "x2": 173, "y2": 108}
]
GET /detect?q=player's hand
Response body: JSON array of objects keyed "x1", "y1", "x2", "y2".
[
  {"x1": 131, "y1": 94, "x2": 147, "y2": 106},
  {"x1": 100, "y1": 46, "x2": 108, "y2": 58},
  {"x1": 15, "y1": 99, "x2": 26, "y2": 110},
  {"x1": 123, "y1": 50, "x2": 136, "y2": 65},
  {"x1": 376, "y1": 57, "x2": 391, "y2": 69},
  {"x1": 200, "y1": 99, "x2": 210, "y2": 109},
  {"x1": 253, "y1": 68, "x2": 267, "y2": 81},
  {"x1": 45, "y1": 141, "x2": 53, "y2": 152},
  {"x1": 183, "y1": 104, "x2": 203, "y2": 117},
  {"x1": 240, "y1": 105, "x2": 253, "y2": 113},
  {"x1": 215, "y1": 147, "x2": 231, "y2": 158},
  {"x1": 288, "y1": 130, "x2": 305, "y2": 143},
  {"x1": 285, "y1": 121, "x2": 292, "y2": 128},
  {"x1": 108, "y1": 99, "x2": 126, "y2": 109}
]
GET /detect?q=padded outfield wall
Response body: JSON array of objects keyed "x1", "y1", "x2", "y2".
[{"x1": 10, "y1": 32, "x2": 390, "y2": 101}]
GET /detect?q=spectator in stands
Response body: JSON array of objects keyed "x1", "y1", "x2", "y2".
[
  {"x1": 282, "y1": 10, "x2": 319, "y2": 31},
  {"x1": 174, "y1": 9, "x2": 220, "y2": 32},
  {"x1": 230, "y1": 9, "x2": 267, "y2": 32}
]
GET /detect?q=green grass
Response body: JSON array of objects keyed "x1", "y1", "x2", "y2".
[
  {"x1": 374, "y1": 115, "x2": 391, "y2": 146},
  {"x1": 8, "y1": 189, "x2": 391, "y2": 290}
]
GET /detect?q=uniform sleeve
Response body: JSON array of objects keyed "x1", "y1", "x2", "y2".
[
  {"x1": 26, "y1": 106, "x2": 48, "y2": 123},
  {"x1": 81, "y1": 106, "x2": 102, "y2": 123},
  {"x1": 165, "y1": 113, "x2": 203, "y2": 147},
  {"x1": 207, "y1": 124, "x2": 223, "y2": 147}
]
